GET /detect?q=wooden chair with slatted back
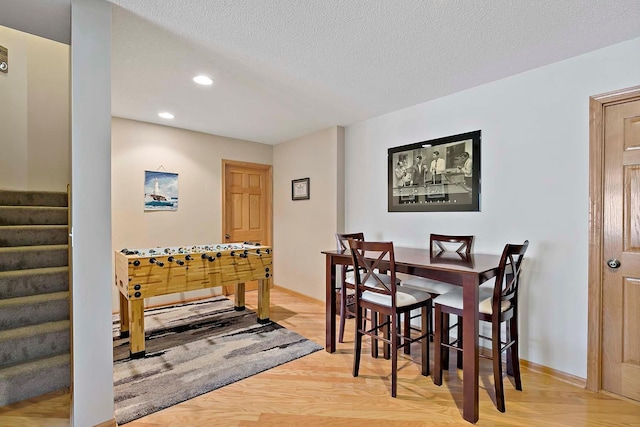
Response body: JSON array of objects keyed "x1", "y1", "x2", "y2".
[
  {"x1": 401, "y1": 234, "x2": 474, "y2": 366},
  {"x1": 433, "y1": 240, "x2": 529, "y2": 412},
  {"x1": 335, "y1": 232, "x2": 365, "y2": 343},
  {"x1": 430, "y1": 233, "x2": 473, "y2": 258},
  {"x1": 349, "y1": 239, "x2": 432, "y2": 397}
]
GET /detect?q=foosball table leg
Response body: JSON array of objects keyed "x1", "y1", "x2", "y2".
[
  {"x1": 234, "y1": 282, "x2": 246, "y2": 311},
  {"x1": 257, "y1": 278, "x2": 270, "y2": 324},
  {"x1": 129, "y1": 298, "x2": 146, "y2": 359},
  {"x1": 119, "y1": 291, "x2": 130, "y2": 338}
]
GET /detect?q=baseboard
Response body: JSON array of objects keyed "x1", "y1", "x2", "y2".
[
  {"x1": 94, "y1": 418, "x2": 117, "y2": 427},
  {"x1": 600, "y1": 390, "x2": 640, "y2": 406},
  {"x1": 272, "y1": 284, "x2": 323, "y2": 305},
  {"x1": 112, "y1": 293, "x2": 224, "y2": 315},
  {"x1": 520, "y1": 359, "x2": 586, "y2": 388}
]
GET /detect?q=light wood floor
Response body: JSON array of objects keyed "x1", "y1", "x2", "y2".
[{"x1": 2, "y1": 287, "x2": 639, "y2": 426}]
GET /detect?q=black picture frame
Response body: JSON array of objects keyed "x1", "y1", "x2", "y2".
[
  {"x1": 292, "y1": 177, "x2": 310, "y2": 200},
  {"x1": 388, "y1": 130, "x2": 481, "y2": 212}
]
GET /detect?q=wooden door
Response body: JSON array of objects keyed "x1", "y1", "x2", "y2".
[
  {"x1": 222, "y1": 160, "x2": 272, "y2": 293},
  {"x1": 600, "y1": 97, "x2": 640, "y2": 401}
]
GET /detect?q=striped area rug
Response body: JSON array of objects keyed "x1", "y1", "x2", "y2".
[{"x1": 113, "y1": 296, "x2": 322, "y2": 425}]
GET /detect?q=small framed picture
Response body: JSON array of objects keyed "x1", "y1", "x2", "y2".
[{"x1": 292, "y1": 177, "x2": 310, "y2": 200}]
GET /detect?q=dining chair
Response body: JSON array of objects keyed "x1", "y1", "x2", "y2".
[
  {"x1": 400, "y1": 234, "x2": 473, "y2": 367},
  {"x1": 335, "y1": 232, "x2": 365, "y2": 343},
  {"x1": 349, "y1": 239, "x2": 432, "y2": 397},
  {"x1": 433, "y1": 240, "x2": 529, "y2": 412}
]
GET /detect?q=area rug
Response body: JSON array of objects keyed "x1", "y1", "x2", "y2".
[{"x1": 112, "y1": 295, "x2": 322, "y2": 425}]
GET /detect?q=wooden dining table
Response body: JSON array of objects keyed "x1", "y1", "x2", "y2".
[{"x1": 322, "y1": 246, "x2": 502, "y2": 424}]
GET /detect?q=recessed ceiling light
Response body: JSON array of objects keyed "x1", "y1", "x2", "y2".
[
  {"x1": 193, "y1": 75, "x2": 213, "y2": 86},
  {"x1": 158, "y1": 112, "x2": 174, "y2": 119}
]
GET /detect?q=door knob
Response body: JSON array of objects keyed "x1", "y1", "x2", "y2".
[
  {"x1": 225, "y1": 234, "x2": 230, "y2": 240},
  {"x1": 607, "y1": 259, "x2": 621, "y2": 269}
]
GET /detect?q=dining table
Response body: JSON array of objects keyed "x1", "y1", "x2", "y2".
[{"x1": 322, "y1": 246, "x2": 502, "y2": 424}]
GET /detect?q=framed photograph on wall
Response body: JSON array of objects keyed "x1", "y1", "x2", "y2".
[
  {"x1": 388, "y1": 130, "x2": 481, "y2": 212},
  {"x1": 144, "y1": 170, "x2": 179, "y2": 211},
  {"x1": 292, "y1": 177, "x2": 310, "y2": 200}
]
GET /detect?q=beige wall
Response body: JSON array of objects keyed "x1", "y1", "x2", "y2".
[
  {"x1": 0, "y1": 25, "x2": 69, "y2": 191},
  {"x1": 111, "y1": 117, "x2": 273, "y2": 308},
  {"x1": 273, "y1": 126, "x2": 344, "y2": 301}
]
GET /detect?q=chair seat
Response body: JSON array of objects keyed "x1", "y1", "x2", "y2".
[
  {"x1": 345, "y1": 272, "x2": 400, "y2": 287},
  {"x1": 479, "y1": 281, "x2": 494, "y2": 291},
  {"x1": 363, "y1": 286, "x2": 431, "y2": 308},
  {"x1": 401, "y1": 277, "x2": 458, "y2": 295},
  {"x1": 345, "y1": 270, "x2": 355, "y2": 282},
  {"x1": 433, "y1": 286, "x2": 511, "y2": 314}
]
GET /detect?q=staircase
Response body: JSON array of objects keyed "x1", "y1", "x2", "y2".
[{"x1": 0, "y1": 190, "x2": 71, "y2": 406}]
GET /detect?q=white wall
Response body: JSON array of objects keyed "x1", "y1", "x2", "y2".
[
  {"x1": 70, "y1": 0, "x2": 113, "y2": 425},
  {"x1": 111, "y1": 117, "x2": 273, "y2": 308},
  {"x1": 345, "y1": 37, "x2": 640, "y2": 378},
  {"x1": 0, "y1": 25, "x2": 69, "y2": 191},
  {"x1": 273, "y1": 126, "x2": 344, "y2": 301}
]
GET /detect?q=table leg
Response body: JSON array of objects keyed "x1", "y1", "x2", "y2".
[
  {"x1": 462, "y1": 275, "x2": 480, "y2": 423},
  {"x1": 234, "y1": 282, "x2": 246, "y2": 311},
  {"x1": 326, "y1": 255, "x2": 336, "y2": 353},
  {"x1": 118, "y1": 291, "x2": 130, "y2": 338},
  {"x1": 129, "y1": 298, "x2": 145, "y2": 359},
  {"x1": 257, "y1": 278, "x2": 270, "y2": 323}
]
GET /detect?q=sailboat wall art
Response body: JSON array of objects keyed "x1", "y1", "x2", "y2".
[{"x1": 144, "y1": 170, "x2": 179, "y2": 211}]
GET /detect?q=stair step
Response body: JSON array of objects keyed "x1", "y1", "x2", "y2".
[
  {"x1": 0, "y1": 320, "x2": 70, "y2": 369},
  {"x1": 0, "y1": 206, "x2": 68, "y2": 226},
  {"x1": 0, "y1": 353, "x2": 70, "y2": 406},
  {"x1": 0, "y1": 266, "x2": 69, "y2": 299},
  {"x1": 0, "y1": 292, "x2": 69, "y2": 330},
  {"x1": 0, "y1": 190, "x2": 68, "y2": 207},
  {"x1": 0, "y1": 245, "x2": 68, "y2": 271},
  {"x1": 0, "y1": 225, "x2": 68, "y2": 247}
]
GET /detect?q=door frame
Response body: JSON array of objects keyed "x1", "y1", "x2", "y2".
[
  {"x1": 221, "y1": 159, "x2": 273, "y2": 247},
  {"x1": 587, "y1": 85, "x2": 640, "y2": 391}
]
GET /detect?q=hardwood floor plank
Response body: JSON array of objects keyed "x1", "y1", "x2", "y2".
[{"x1": 1, "y1": 287, "x2": 638, "y2": 426}]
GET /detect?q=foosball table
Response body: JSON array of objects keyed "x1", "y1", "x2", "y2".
[{"x1": 114, "y1": 242, "x2": 273, "y2": 358}]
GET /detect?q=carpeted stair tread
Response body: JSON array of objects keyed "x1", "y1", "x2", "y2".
[
  {"x1": 0, "y1": 245, "x2": 68, "y2": 271},
  {"x1": 0, "y1": 320, "x2": 70, "y2": 368},
  {"x1": 0, "y1": 319, "x2": 70, "y2": 341},
  {"x1": 0, "y1": 266, "x2": 69, "y2": 299},
  {"x1": 0, "y1": 291, "x2": 70, "y2": 329},
  {"x1": 0, "y1": 206, "x2": 68, "y2": 226},
  {"x1": 0, "y1": 353, "x2": 70, "y2": 406},
  {"x1": 0, "y1": 225, "x2": 68, "y2": 247},
  {"x1": 0, "y1": 189, "x2": 71, "y2": 407},
  {"x1": 0, "y1": 190, "x2": 68, "y2": 207}
]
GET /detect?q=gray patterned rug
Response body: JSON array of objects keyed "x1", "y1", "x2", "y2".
[{"x1": 113, "y1": 296, "x2": 322, "y2": 425}]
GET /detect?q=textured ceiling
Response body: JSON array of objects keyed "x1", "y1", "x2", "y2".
[{"x1": 109, "y1": 0, "x2": 640, "y2": 145}]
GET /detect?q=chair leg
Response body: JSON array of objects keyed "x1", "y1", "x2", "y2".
[
  {"x1": 371, "y1": 309, "x2": 378, "y2": 358},
  {"x1": 428, "y1": 302, "x2": 434, "y2": 342},
  {"x1": 391, "y1": 312, "x2": 398, "y2": 398},
  {"x1": 383, "y1": 314, "x2": 391, "y2": 360},
  {"x1": 492, "y1": 318, "x2": 505, "y2": 412},
  {"x1": 508, "y1": 316, "x2": 522, "y2": 391},
  {"x1": 403, "y1": 312, "x2": 411, "y2": 355},
  {"x1": 456, "y1": 316, "x2": 463, "y2": 370},
  {"x1": 442, "y1": 313, "x2": 450, "y2": 369},
  {"x1": 353, "y1": 305, "x2": 363, "y2": 378},
  {"x1": 433, "y1": 304, "x2": 443, "y2": 386},
  {"x1": 421, "y1": 305, "x2": 429, "y2": 376},
  {"x1": 338, "y1": 288, "x2": 347, "y2": 343}
]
